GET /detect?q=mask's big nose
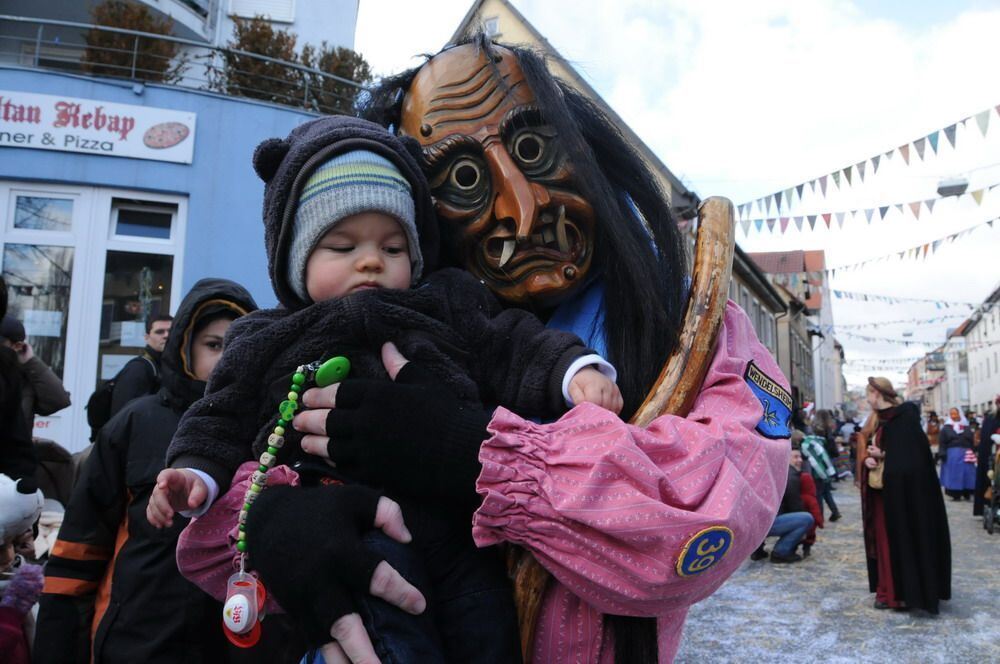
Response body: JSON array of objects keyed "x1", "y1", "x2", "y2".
[{"x1": 486, "y1": 144, "x2": 550, "y2": 242}]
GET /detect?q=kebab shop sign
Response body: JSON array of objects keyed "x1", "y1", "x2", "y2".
[{"x1": 0, "y1": 90, "x2": 196, "y2": 164}]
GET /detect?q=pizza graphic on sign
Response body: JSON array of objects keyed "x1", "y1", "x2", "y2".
[{"x1": 143, "y1": 122, "x2": 190, "y2": 149}]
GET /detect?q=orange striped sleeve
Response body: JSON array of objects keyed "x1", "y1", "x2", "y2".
[
  {"x1": 43, "y1": 576, "x2": 100, "y2": 596},
  {"x1": 50, "y1": 539, "x2": 113, "y2": 561}
]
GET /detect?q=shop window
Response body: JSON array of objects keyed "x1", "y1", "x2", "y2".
[
  {"x1": 13, "y1": 196, "x2": 73, "y2": 232},
  {"x1": 2, "y1": 243, "x2": 74, "y2": 378},
  {"x1": 96, "y1": 251, "x2": 173, "y2": 382}
]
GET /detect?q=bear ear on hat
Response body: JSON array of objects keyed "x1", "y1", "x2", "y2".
[
  {"x1": 398, "y1": 136, "x2": 426, "y2": 170},
  {"x1": 253, "y1": 138, "x2": 291, "y2": 182}
]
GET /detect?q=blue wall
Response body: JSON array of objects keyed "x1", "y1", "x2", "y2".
[{"x1": 0, "y1": 66, "x2": 319, "y2": 307}]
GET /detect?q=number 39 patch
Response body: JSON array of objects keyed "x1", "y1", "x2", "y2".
[{"x1": 676, "y1": 527, "x2": 734, "y2": 577}]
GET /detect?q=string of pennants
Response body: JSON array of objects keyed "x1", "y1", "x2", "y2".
[
  {"x1": 737, "y1": 182, "x2": 999, "y2": 235},
  {"x1": 831, "y1": 290, "x2": 976, "y2": 309},
  {"x1": 736, "y1": 101, "x2": 1000, "y2": 222},
  {"x1": 825, "y1": 215, "x2": 999, "y2": 275},
  {"x1": 832, "y1": 315, "x2": 967, "y2": 329},
  {"x1": 835, "y1": 331, "x2": 1000, "y2": 350}
]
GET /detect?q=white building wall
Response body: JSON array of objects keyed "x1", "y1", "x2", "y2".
[
  {"x1": 941, "y1": 335, "x2": 969, "y2": 411},
  {"x1": 810, "y1": 285, "x2": 841, "y2": 410},
  {"x1": 218, "y1": 0, "x2": 359, "y2": 50},
  {"x1": 968, "y1": 304, "x2": 1000, "y2": 413}
]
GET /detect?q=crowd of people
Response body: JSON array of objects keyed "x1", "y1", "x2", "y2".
[{"x1": 1, "y1": 35, "x2": 998, "y2": 664}]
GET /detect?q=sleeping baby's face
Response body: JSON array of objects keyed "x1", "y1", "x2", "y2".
[{"x1": 304, "y1": 212, "x2": 412, "y2": 303}]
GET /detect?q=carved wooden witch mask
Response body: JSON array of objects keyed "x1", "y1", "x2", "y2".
[{"x1": 400, "y1": 43, "x2": 596, "y2": 307}]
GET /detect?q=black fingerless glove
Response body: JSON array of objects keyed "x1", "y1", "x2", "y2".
[
  {"x1": 325, "y1": 363, "x2": 491, "y2": 510},
  {"x1": 244, "y1": 484, "x2": 384, "y2": 647}
]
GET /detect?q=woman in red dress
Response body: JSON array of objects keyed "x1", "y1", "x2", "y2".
[{"x1": 861, "y1": 377, "x2": 951, "y2": 613}]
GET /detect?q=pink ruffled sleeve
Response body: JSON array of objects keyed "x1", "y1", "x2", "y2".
[{"x1": 472, "y1": 301, "x2": 790, "y2": 617}]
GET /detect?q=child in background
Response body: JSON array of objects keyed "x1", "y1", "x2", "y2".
[{"x1": 0, "y1": 474, "x2": 44, "y2": 664}]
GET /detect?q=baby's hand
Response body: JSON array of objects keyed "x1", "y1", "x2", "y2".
[
  {"x1": 569, "y1": 367, "x2": 623, "y2": 414},
  {"x1": 146, "y1": 468, "x2": 208, "y2": 528}
]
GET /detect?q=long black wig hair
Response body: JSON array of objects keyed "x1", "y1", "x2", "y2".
[{"x1": 360, "y1": 35, "x2": 690, "y2": 663}]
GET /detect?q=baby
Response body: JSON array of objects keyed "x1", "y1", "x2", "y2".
[{"x1": 152, "y1": 116, "x2": 621, "y2": 660}]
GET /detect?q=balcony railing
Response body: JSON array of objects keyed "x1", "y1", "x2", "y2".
[{"x1": 0, "y1": 15, "x2": 367, "y2": 116}]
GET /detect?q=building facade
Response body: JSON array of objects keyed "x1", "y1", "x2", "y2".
[
  {"x1": 1, "y1": 6, "x2": 360, "y2": 451},
  {"x1": 966, "y1": 284, "x2": 1000, "y2": 413},
  {"x1": 2, "y1": 1, "x2": 359, "y2": 51}
]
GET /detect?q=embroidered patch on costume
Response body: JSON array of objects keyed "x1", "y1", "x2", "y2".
[
  {"x1": 676, "y1": 527, "x2": 733, "y2": 577},
  {"x1": 744, "y1": 361, "x2": 792, "y2": 439}
]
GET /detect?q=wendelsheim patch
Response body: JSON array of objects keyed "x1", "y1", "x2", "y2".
[{"x1": 744, "y1": 361, "x2": 792, "y2": 439}]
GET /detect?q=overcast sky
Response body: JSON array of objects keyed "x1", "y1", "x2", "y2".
[{"x1": 355, "y1": 0, "x2": 1000, "y2": 390}]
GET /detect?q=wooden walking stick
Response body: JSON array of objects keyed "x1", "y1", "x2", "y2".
[{"x1": 508, "y1": 197, "x2": 736, "y2": 661}]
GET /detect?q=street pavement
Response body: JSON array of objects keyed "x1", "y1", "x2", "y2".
[{"x1": 676, "y1": 480, "x2": 1000, "y2": 663}]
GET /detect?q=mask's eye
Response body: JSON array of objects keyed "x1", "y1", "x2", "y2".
[
  {"x1": 450, "y1": 158, "x2": 483, "y2": 191},
  {"x1": 431, "y1": 154, "x2": 491, "y2": 215},
  {"x1": 513, "y1": 132, "x2": 545, "y2": 165}
]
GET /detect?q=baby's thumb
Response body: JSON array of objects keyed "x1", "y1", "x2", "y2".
[{"x1": 187, "y1": 476, "x2": 208, "y2": 509}]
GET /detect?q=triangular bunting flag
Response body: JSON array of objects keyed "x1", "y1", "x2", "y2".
[
  {"x1": 765, "y1": 196, "x2": 773, "y2": 215},
  {"x1": 755, "y1": 219, "x2": 764, "y2": 232},
  {"x1": 871, "y1": 154, "x2": 881, "y2": 173},
  {"x1": 922, "y1": 244, "x2": 929, "y2": 258},
  {"x1": 879, "y1": 206, "x2": 889, "y2": 219},
  {"x1": 836, "y1": 212, "x2": 845, "y2": 228},
  {"x1": 909, "y1": 202, "x2": 921, "y2": 219},
  {"x1": 972, "y1": 189, "x2": 984, "y2": 205},
  {"x1": 990, "y1": 219, "x2": 995, "y2": 228},
  {"x1": 856, "y1": 161, "x2": 866, "y2": 181},
  {"x1": 796, "y1": 183, "x2": 805, "y2": 200},
  {"x1": 822, "y1": 213, "x2": 832, "y2": 228},
  {"x1": 913, "y1": 137, "x2": 926, "y2": 161},
  {"x1": 785, "y1": 188, "x2": 794, "y2": 208},
  {"x1": 899, "y1": 144, "x2": 910, "y2": 164},
  {"x1": 843, "y1": 166, "x2": 852, "y2": 186},
  {"x1": 925, "y1": 199, "x2": 935, "y2": 214},
  {"x1": 780, "y1": 217, "x2": 790, "y2": 234},
  {"x1": 766, "y1": 218, "x2": 776, "y2": 233},
  {"x1": 976, "y1": 110, "x2": 990, "y2": 136},
  {"x1": 931, "y1": 239, "x2": 942, "y2": 253},
  {"x1": 832, "y1": 171, "x2": 841, "y2": 189},
  {"x1": 774, "y1": 191, "x2": 783, "y2": 211},
  {"x1": 819, "y1": 176, "x2": 828, "y2": 196},
  {"x1": 740, "y1": 218, "x2": 751, "y2": 235},
  {"x1": 944, "y1": 124, "x2": 957, "y2": 148},
  {"x1": 738, "y1": 204, "x2": 746, "y2": 219},
  {"x1": 794, "y1": 216, "x2": 804, "y2": 231},
  {"x1": 809, "y1": 179, "x2": 817, "y2": 193},
  {"x1": 865, "y1": 208, "x2": 875, "y2": 224},
  {"x1": 927, "y1": 131, "x2": 939, "y2": 154},
  {"x1": 895, "y1": 204, "x2": 904, "y2": 216},
  {"x1": 808, "y1": 215, "x2": 817, "y2": 230}
]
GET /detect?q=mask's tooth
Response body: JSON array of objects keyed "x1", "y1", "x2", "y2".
[
  {"x1": 555, "y1": 205, "x2": 570, "y2": 252},
  {"x1": 498, "y1": 239, "x2": 516, "y2": 267}
]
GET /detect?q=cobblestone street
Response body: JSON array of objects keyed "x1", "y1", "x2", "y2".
[{"x1": 677, "y1": 482, "x2": 1000, "y2": 663}]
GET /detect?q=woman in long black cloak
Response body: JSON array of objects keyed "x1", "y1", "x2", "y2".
[{"x1": 861, "y1": 377, "x2": 951, "y2": 613}]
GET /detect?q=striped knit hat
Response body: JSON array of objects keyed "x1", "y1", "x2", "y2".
[{"x1": 286, "y1": 150, "x2": 421, "y2": 301}]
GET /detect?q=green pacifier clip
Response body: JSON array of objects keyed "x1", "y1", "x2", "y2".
[{"x1": 224, "y1": 356, "x2": 350, "y2": 647}]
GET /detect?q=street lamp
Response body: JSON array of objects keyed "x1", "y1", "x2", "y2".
[{"x1": 937, "y1": 176, "x2": 968, "y2": 197}]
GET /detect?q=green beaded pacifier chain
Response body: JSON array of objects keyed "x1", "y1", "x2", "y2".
[{"x1": 223, "y1": 356, "x2": 350, "y2": 648}]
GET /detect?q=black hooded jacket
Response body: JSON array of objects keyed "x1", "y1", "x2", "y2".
[
  {"x1": 34, "y1": 278, "x2": 256, "y2": 664},
  {"x1": 167, "y1": 116, "x2": 591, "y2": 492},
  {"x1": 862, "y1": 401, "x2": 951, "y2": 614}
]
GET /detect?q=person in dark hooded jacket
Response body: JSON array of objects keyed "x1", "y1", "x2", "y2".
[{"x1": 33, "y1": 278, "x2": 256, "y2": 664}]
